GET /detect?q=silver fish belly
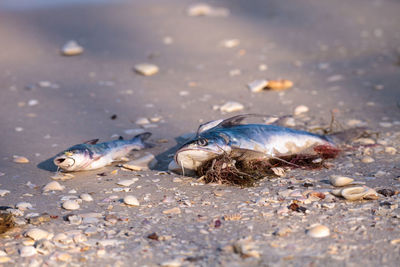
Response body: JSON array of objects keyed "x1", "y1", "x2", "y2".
[
  {"x1": 175, "y1": 115, "x2": 336, "y2": 171},
  {"x1": 54, "y1": 132, "x2": 151, "y2": 171}
]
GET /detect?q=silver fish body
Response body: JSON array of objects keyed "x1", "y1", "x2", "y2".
[
  {"x1": 175, "y1": 115, "x2": 336, "y2": 171},
  {"x1": 54, "y1": 132, "x2": 151, "y2": 171}
]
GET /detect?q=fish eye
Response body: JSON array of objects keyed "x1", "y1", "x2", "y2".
[{"x1": 196, "y1": 138, "x2": 208, "y2": 146}]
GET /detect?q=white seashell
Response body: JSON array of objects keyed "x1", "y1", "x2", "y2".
[
  {"x1": 123, "y1": 195, "x2": 140, "y2": 206},
  {"x1": 13, "y1": 156, "x2": 29, "y2": 163},
  {"x1": 43, "y1": 181, "x2": 65, "y2": 192},
  {"x1": 25, "y1": 228, "x2": 51, "y2": 241},
  {"x1": 340, "y1": 186, "x2": 378, "y2": 201},
  {"x1": 307, "y1": 224, "x2": 330, "y2": 238},
  {"x1": 61, "y1": 40, "x2": 83, "y2": 56},
  {"x1": 160, "y1": 259, "x2": 183, "y2": 267},
  {"x1": 62, "y1": 200, "x2": 80, "y2": 210},
  {"x1": 19, "y1": 246, "x2": 37, "y2": 257},
  {"x1": 247, "y1": 80, "x2": 268, "y2": 93},
  {"x1": 122, "y1": 153, "x2": 157, "y2": 171},
  {"x1": 16, "y1": 202, "x2": 33, "y2": 211},
  {"x1": 79, "y1": 193, "x2": 93, "y2": 202},
  {"x1": 329, "y1": 175, "x2": 354, "y2": 187},
  {"x1": 116, "y1": 179, "x2": 138, "y2": 187},
  {"x1": 220, "y1": 101, "x2": 244, "y2": 113},
  {"x1": 361, "y1": 156, "x2": 375, "y2": 163},
  {"x1": 0, "y1": 190, "x2": 10, "y2": 197},
  {"x1": 294, "y1": 105, "x2": 309, "y2": 116},
  {"x1": 330, "y1": 188, "x2": 343, "y2": 197},
  {"x1": 0, "y1": 251, "x2": 7, "y2": 257},
  {"x1": 135, "y1": 117, "x2": 150, "y2": 125},
  {"x1": 134, "y1": 63, "x2": 159, "y2": 76},
  {"x1": 221, "y1": 39, "x2": 240, "y2": 48}
]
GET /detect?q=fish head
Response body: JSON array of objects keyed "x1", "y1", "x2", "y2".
[
  {"x1": 53, "y1": 145, "x2": 91, "y2": 171},
  {"x1": 175, "y1": 133, "x2": 230, "y2": 170}
]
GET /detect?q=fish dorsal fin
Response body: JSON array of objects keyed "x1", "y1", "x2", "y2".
[
  {"x1": 196, "y1": 119, "x2": 224, "y2": 135},
  {"x1": 197, "y1": 114, "x2": 266, "y2": 135},
  {"x1": 83, "y1": 139, "x2": 99, "y2": 145}
]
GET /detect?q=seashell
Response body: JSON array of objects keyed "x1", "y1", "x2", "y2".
[
  {"x1": 330, "y1": 188, "x2": 343, "y2": 197},
  {"x1": 329, "y1": 175, "x2": 354, "y2": 187},
  {"x1": 220, "y1": 101, "x2": 244, "y2": 113},
  {"x1": 62, "y1": 200, "x2": 80, "y2": 210},
  {"x1": 25, "y1": 228, "x2": 51, "y2": 241},
  {"x1": 248, "y1": 80, "x2": 269, "y2": 93},
  {"x1": 294, "y1": 105, "x2": 309, "y2": 116},
  {"x1": 79, "y1": 193, "x2": 93, "y2": 202},
  {"x1": 134, "y1": 63, "x2": 159, "y2": 76},
  {"x1": 135, "y1": 117, "x2": 150, "y2": 125},
  {"x1": 307, "y1": 224, "x2": 330, "y2": 238},
  {"x1": 19, "y1": 246, "x2": 37, "y2": 257},
  {"x1": 122, "y1": 153, "x2": 157, "y2": 171},
  {"x1": 16, "y1": 202, "x2": 33, "y2": 211},
  {"x1": 43, "y1": 181, "x2": 65, "y2": 192},
  {"x1": 0, "y1": 190, "x2": 10, "y2": 197},
  {"x1": 361, "y1": 156, "x2": 375, "y2": 163},
  {"x1": 340, "y1": 186, "x2": 378, "y2": 201},
  {"x1": 123, "y1": 195, "x2": 140, "y2": 206},
  {"x1": 160, "y1": 259, "x2": 183, "y2": 267},
  {"x1": 0, "y1": 256, "x2": 11, "y2": 263},
  {"x1": 266, "y1": 79, "x2": 294, "y2": 91},
  {"x1": 116, "y1": 179, "x2": 138, "y2": 187},
  {"x1": 13, "y1": 156, "x2": 29, "y2": 164},
  {"x1": 61, "y1": 40, "x2": 83, "y2": 56}
]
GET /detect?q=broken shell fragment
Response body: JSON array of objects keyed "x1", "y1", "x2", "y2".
[
  {"x1": 123, "y1": 195, "x2": 140, "y2": 206},
  {"x1": 247, "y1": 80, "x2": 269, "y2": 93},
  {"x1": 43, "y1": 181, "x2": 65, "y2": 192},
  {"x1": 307, "y1": 224, "x2": 330, "y2": 238},
  {"x1": 80, "y1": 193, "x2": 93, "y2": 202},
  {"x1": 134, "y1": 63, "x2": 159, "y2": 76},
  {"x1": 330, "y1": 175, "x2": 354, "y2": 187}
]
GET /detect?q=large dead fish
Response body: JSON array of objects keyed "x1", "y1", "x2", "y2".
[
  {"x1": 174, "y1": 115, "x2": 341, "y2": 171},
  {"x1": 54, "y1": 132, "x2": 151, "y2": 171}
]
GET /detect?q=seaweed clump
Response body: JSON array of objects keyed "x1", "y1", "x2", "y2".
[{"x1": 197, "y1": 147, "x2": 339, "y2": 187}]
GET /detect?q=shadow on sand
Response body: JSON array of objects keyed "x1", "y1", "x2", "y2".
[{"x1": 37, "y1": 157, "x2": 58, "y2": 172}]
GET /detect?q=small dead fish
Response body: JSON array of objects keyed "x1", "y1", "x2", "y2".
[
  {"x1": 175, "y1": 115, "x2": 340, "y2": 171},
  {"x1": 54, "y1": 132, "x2": 151, "y2": 171}
]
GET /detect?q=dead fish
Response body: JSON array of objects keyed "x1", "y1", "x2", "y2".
[
  {"x1": 54, "y1": 132, "x2": 151, "y2": 171},
  {"x1": 175, "y1": 115, "x2": 341, "y2": 171}
]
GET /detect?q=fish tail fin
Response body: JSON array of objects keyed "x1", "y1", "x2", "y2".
[
  {"x1": 327, "y1": 127, "x2": 368, "y2": 145},
  {"x1": 131, "y1": 132, "x2": 153, "y2": 148}
]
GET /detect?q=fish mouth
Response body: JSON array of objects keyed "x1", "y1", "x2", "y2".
[
  {"x1": 174, "y1": 147, "x2": 222, "y2": 170},
  {"x1": 54, "y1": 157, "x2": 75, "y2": 168}
]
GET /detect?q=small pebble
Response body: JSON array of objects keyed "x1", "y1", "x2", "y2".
[
  {"x1": 13, "y1": 156, "x2": 29, "y2": 164},
  {"x1": 294, "y1": 105, "x2": 309, "y2": 115},
  {"x1": 19, "y1": 246, "x2": 37, "y2": 257},
  {"x1": 220, "y1": 101, "x2": 244, "y2": 113},
  {"x1": 307, "y1": 224, "x2": 330, "y2": 238},
  {"x1": 61, "y1": 40, "x2": 84, "y2": 56},
  {"x1": 123, "y1": 195, "x2": 140, "y2": 206},
  {"x1": 134, "y1": 63, "x2": 159, "y2": 76},
  {"x1": 43, "y1": 181, "x2": 65, "y2": 192},
  {"x1": 62, "y1": 200, "x2": 80, "y2": 210}
]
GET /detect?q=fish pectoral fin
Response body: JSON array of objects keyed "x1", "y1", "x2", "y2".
[{"x1": 83, "y1": 139, "x2": 99, "y2": 145}]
